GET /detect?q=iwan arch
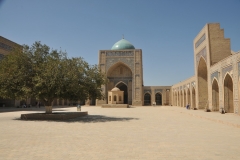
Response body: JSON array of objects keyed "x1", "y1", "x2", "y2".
[{"x1": 96, "y1": 23, "x2": 240, "y2": 116}]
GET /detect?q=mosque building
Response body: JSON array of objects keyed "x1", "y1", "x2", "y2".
[
  {"x1": 96, "y1": 37, "x2": 171, "y2": 106},
  {"x1": 0, "y1": 23, "x2": 240, "y2": 116}
]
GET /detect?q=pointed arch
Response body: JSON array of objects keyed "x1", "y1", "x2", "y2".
[
  {"x1": 107, "y1": 61, "x2": 133, "y2": 77},
  {"x1": 191, "y1": 87, "x2": 196, "y2": 109},
  {"x1": 175, "y1": 92, "x2": 177, "y2": 106},
  {"x1": 155, "y1": 92, "x2": 162, "y2": 105},
  {"x1": 224, "y1": 73, "x2": 233, "y2": 113},
  {"x1": 187, "y1": 88, "x2": 190, "y2": 106},
  {"x1": 180, "y1": 90, "x2": 183, "y2": 107},
  {"x1": 115, "y1": 81, "x2": 128, "y2": 87},
  {"x1": 116, "y1": 82, "x2": 128, "y2": 104},
  {"x1": 212, "y1": 78, "x2": 219, "y2": 111},
  {"x1": 184, "y1": 90, "x2": 187, "y2": 107},
  {"x1": 144, "y1": 92, "x2": 151, "y2": 106},
  {"x1": 178, "y1": 91, "x2": 180, "y2": 106},
  {"x1": 197, "y1": 57, "x2": 208, "y2": 109},
  {"x1": 107, "y1": 61, "x2": 133, "y2": 105}
]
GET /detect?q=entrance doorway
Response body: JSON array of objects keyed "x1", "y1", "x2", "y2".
[
  {"x1": 198, "y1": 57, "x2": 208, "y2": 109},
  {"x1": 116, "y1": 83, "x2": 128, "y2": 104},
  {"x1": 224, "y1": 74, "x2": 233, "y2": 113},
  {"x1": 155, "y1": 93, "x2": 162, "y2": 105},
  {"x1": 212, "y1": 79, "x2": 219, "y2": 111},
  {"x1": 144, "y1": 93, "x2": 151, "y2": 105}
]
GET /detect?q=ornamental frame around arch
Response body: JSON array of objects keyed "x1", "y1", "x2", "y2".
[
  {"x1": 223, "y1": 72, "x2": 233, "y2": 84},
  {"x1": 223, "y1": 72, "x2": 234, "y2": 112},
  {"x1": 144, "y1": 92, "x2": 152, "y2": 105},
  {"x1": 115, "y1": 81, "x2": 128, "y2": 87},
  {"x1": 197, "y1": 56, "x2": 207, "y2": 70},
  {"x1": 144, "y1": 91, "x2": 151, "y2": 97},
  {"x1": 155, "y1": 92, "x2": 162, "y2": 105},
  {"x1": 155, "y1": 92, "x2": 162, "y2": 96},
  {"x1": 211, "y1": 77, "x2": 219, "y2": 85}
]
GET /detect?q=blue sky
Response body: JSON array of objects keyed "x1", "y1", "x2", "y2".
[{"x1": 0, "y1": 0, "x2": 239, "y2": 86}]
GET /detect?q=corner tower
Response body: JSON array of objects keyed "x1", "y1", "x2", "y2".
[{"x1": 97, "y1": 38, "x2": 143, "y2": 106}]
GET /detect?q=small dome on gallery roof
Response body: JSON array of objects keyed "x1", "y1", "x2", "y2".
[
  {"x1": 111, "y1": 38, "x2": 135, "y2": 50},
  {"x1": 111, "y1": 87, "x2": 120, "y2": 91}
]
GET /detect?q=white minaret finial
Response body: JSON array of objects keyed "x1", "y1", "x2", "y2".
[{"x1": 122, "y1": 34, "x2": 124, "y2": 39}]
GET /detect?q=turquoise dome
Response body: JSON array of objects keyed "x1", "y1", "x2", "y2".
[{"x1": 111, "y1": 39, "x2": 135, "y2": 50}]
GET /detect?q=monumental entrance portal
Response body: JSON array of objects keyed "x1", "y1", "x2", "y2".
[{"x1": 96, "y1": 38, "x2": 171, "y2": 106}]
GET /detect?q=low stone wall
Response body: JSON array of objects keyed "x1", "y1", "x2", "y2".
[
  {"x1": 102, "y1": 104, "x2": 129, "y2": 108},
  {"x1": 21, "y1": 111, "x2": 88, "y2": 120}
]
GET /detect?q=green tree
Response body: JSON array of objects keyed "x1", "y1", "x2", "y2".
[{"x1": 0, "y1": 41, "x2": 106, "y2": 113}]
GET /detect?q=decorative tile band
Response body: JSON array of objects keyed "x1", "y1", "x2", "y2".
[
  {"x1": 195, "y1": 34, "x2": 206, "y2": 48},
  {"x1": 211, "y1": 71, "x2": 219, "y2": 82},
  {"x1": 0, "y1": 42, "x2": 14, "y2": 51},
  {"x1": 106, "y1": 51, "x2": 134, "y2": 57}
]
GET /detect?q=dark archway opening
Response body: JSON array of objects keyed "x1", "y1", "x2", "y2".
[
  {"x1": 178, "y1": 92, "x2": 180, "y2": 106},
  {"x1": 224, "y1": 74, "x2": 233, "y2": 113},
  {"x1": 155, "y1": 93, "x2": 162, "y2": 105},
  {"x1": 144, "y1": 93, "x2": 151, "y2": 105},
  {"x1": 192, "y1": 88, "x2": 196, "y2": 109},
  {"x1": 198, "y1": 58, "x2": 208, "y2": 109},
  {"x1": 187, "y1": 89, "x2": 190, "y2": 105},
  {"x1": 184, "y1": 91, "x2": 186, "y2": 107},
  {"x1": 212, "y1": 79, "x2": 219, "y2": 111},
  {"x1": 116, "y1": 83, "x2": 128, "y2": 104}
]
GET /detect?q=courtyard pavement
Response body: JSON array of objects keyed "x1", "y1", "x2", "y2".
[{"x1": 0, "y1": 106, "x2": 240, "y2": 160}]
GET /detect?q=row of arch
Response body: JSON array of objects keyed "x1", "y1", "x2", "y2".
[
  {"x1": 173, "y1": 57, "x2": 234, "y2": 113},
  {"x1": 173, "y1": 87, "x2": 196, "y2": 109},
  {"x1": 197, "y1": 57, "x2": 234, "y2": 113},
  {"x1": 144, "y1": 93, "x2": 162, "y2": 105},
  {"x1": 211, "y1": 74, "x2": 234, "y2": 112}
]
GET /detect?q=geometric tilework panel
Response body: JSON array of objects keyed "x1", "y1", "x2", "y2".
[
  {"x1": 196, "y1": 47, "x2": 207, "y2": 63},
  {"x1": 191, "y1": 81, "x2": 195, "y2": 88},
  {"x1": 211, "y1": 71, "x2": 219, "y2": 82},
  {"x1": 222, "y1": 65, "x2": 232, "y2": 80}
]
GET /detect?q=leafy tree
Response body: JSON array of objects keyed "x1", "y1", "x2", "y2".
[{"x1": 0, "y1": 41, "x2": 106, "y2": 113}]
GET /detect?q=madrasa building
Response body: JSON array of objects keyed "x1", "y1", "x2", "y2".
[
  {"x1": 96, "y1": 23, "x2": 240, "y2": 116},
  {"x1": 1, "y1": 23, "x2": 240, "y2": 116}
]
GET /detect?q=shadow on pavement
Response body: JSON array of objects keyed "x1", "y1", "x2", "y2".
[
  {"x1": 68, "y1": 115, "x2": 139, "y2": 123},
  {"x1": 0, "y1": 107, "x2": 68, "y2": 113},
  {"x1": 14, "y1": 115, "x2": 139, "y2": 123}
]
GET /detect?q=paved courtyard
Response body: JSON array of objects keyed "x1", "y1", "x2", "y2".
[{"x1": 0, "y1": 106, "x2": 240, "y2": 160}]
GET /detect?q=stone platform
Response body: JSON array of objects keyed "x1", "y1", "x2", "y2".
[
  {"x1": 102, "y1": 104, "x2": 129, "y2": 108},
  {"x1": 21, "y1": 111, "x2": 88, "y2": 120}
]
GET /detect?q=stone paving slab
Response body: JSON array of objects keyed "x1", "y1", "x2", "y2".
[{"x1": 0, "y1": 106, "x2": 240, "y2": 160}]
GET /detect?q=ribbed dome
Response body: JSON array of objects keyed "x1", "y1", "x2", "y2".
[
  {"x1": 111, "y1": 87, "x2": 120, "y2": 91},
  {"x1": 111, "y1": 39, "x2": 135, "y2": 50}
]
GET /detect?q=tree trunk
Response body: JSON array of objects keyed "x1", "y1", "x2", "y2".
[
  {"x1": 45, "y1": 106, "x2": 52, "y2": 114},
  {"x1": 44, "y1": 100, "x2": 53, "y2": 114}
]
